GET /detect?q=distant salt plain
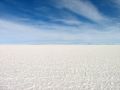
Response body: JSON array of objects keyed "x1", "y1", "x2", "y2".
[{"x1": 0, "y1": 45, "x2": 120, "y2": 90}]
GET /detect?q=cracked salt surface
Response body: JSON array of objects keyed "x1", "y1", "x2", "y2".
[{"x1": 0, "y1": 45, "x2": 120, "y2": 90}]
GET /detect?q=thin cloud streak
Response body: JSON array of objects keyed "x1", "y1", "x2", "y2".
[{"x1": 54, "y1": 0, "x2": 106, "y2": 23}]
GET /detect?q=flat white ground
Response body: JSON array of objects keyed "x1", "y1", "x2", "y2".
[{"x1": 0, "y1": 45, "x2": 120, "y2": 90}]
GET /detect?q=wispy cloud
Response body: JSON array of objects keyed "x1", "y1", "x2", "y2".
[
  {"x1": 0, "y1": 0, "x2": 120, "y2": 44},
  {"x1": 53, "y1": 0, "x2": 106, "y2": 23},
  {"x1": 0, "y1": 19, "x2": 120, "y2": 44}
]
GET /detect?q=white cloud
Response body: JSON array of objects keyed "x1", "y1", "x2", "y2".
[
  {"x1": 54, "y1": 0, "x2": 106, "y2": 23},
  {"x1": 0, "y1": 19, "x2": 120, "y2": 44}
]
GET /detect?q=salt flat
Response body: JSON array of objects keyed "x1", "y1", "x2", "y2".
[{"x1": 0, "y1": 45, "x2": 120, "y2": 90}]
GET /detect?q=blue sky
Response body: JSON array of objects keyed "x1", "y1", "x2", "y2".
[{"x1": 0, "y1": 0, "x2": 120, "y2": 44}]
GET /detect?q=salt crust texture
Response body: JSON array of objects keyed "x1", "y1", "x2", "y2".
[{"x1": 0, "y1": 45, "x2": 120, "y2": 90}]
